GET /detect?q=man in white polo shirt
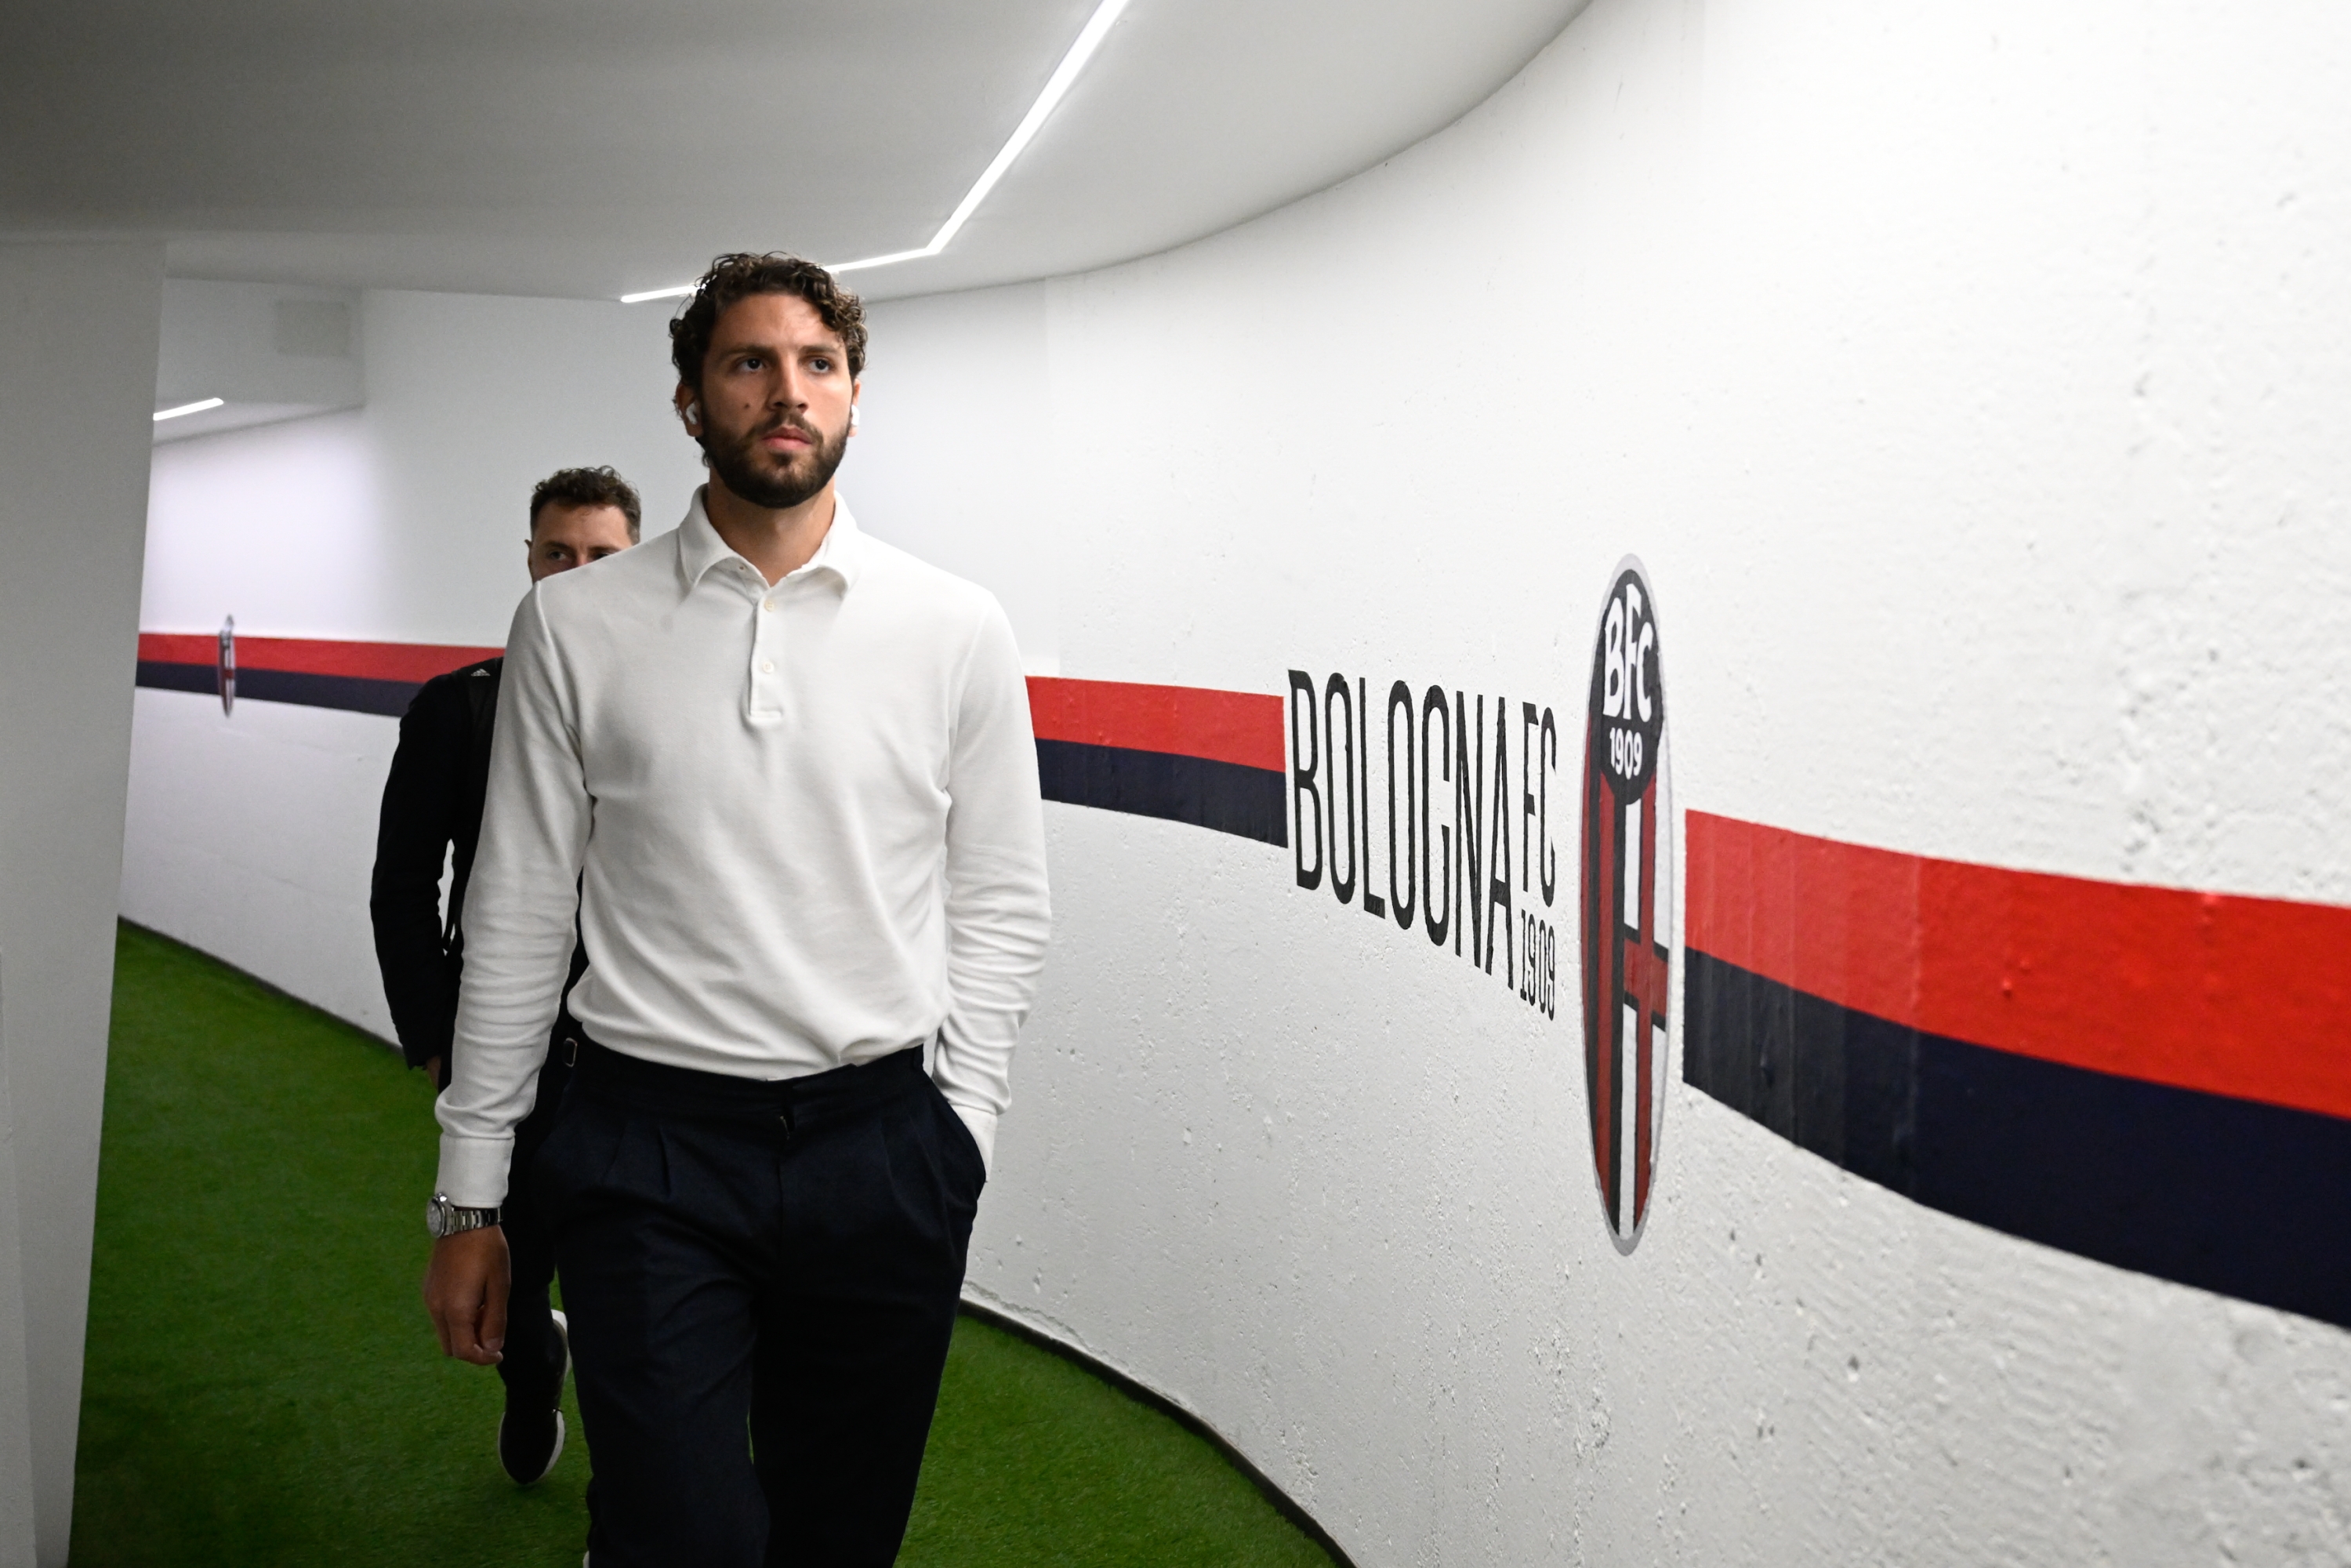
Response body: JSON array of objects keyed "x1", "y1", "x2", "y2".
[{"x1": 421, "y1": 252, "x2": 1051, "y2": 1566}]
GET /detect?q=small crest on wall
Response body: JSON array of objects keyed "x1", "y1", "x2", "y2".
[{"x1": 1580, "y1": 558, "x2": 1673, "y2": 1254}]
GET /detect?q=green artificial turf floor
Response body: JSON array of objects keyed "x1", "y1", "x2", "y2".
[{"x1": 73, "y1": 922, "x2": 1336, "y2": 1567}]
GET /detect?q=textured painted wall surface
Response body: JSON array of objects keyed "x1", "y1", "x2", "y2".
[
  {"x1": 122, "y1": 692, "x2": 408, "y2": 1040},
  {"x1": 118, "y1": 1, "x2": 2351, "y2": 1563},
  {"x1": 933, "y1": 1, "x2": 2351, "y2": 1561}
]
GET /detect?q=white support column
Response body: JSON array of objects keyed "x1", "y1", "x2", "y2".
[{"x1": 0, "y1": 238, "x2": 165, "y2": 1568}]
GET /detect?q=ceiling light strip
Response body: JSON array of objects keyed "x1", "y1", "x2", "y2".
[
  {"x1": 620, "y1": 0, "x2": 1134, "y2": 299},
  {"x1": 154, "y1": 397, "x2": 225, "y2": 422},
  {"x1": 834, "y1": 0, "x2": 1135, "y2": 273}
]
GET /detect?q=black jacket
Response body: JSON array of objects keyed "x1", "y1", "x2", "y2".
[
  {"x1": 369, "y1": 659, "x2": 589, "y2": 1073},
  {"x1": 370, "y1": 657, "x2": 503, "y2": 1070}
]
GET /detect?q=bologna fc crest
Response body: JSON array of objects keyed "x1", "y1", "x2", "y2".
[
  {"x1": 216, "y1": 615, "x2": 237, "y2": 716},
  {"x1": 1580, "y1": 559, "x2": 1673, "y2": 1254}
]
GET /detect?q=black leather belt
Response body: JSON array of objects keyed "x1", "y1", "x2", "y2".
[{"x1": 568, "y1": 1030, "x2": 927, "y2": 1131}]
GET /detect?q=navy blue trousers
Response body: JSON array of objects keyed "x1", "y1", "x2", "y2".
[{"x1": 534, "y1": 1039, "x2": 984, "y2": 1567}]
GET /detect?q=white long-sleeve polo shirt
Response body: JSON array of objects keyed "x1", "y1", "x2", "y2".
[{"x1": 434, "y1": 492, "x2": 1050, "y2": 1206}]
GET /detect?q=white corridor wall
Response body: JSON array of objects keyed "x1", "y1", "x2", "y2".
[
  {"x1": 896, "y1": 2, "x2": 2351, "y2": 1563},
  {"x1": 119, "y1": 1, "x2": 2351, "y2": 1563}
]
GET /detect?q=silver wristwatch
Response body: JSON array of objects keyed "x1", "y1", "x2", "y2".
[{"x1": 426, "y1": 1192, "x2": 502, "y2": 1239}]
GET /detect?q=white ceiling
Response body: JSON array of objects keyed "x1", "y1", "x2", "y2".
[{"x1": 3, "y1": 0, "x2": 1585, "y2": 303}]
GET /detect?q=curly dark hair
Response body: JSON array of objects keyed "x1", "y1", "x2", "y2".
[
  {"x1": 668, "y1": 252, "x2": 868, "y2": 394},
  {"x1": 529, "y1": 465, "x2": 643, "y2": 542}
]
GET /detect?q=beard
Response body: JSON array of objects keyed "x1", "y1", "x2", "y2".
[{"x1": 699, "y1": 407, "x2": 850, "y2": 510}]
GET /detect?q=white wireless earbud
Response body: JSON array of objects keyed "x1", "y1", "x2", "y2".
[
  {"x1": 684, "y1": 401, "x2": 701, "y2": 424},
  {"x1": 849, "y1": 405, "x2": 861, "y2": 430}
]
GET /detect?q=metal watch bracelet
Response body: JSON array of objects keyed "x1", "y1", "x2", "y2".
[{"x1": 426, "y1": 1192, "x2": 502, "y2": 1239}]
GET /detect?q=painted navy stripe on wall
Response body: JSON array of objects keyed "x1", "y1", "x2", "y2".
[
  {"x1": 1684, "y1": 949, "x2": 2351, "y2": 1328},
  {"x1": 1684, "y1": 811, "x2": 2351, "y2": 1328},
  {"x1": 139, "y1": 633, "x2": 504, "y2": 686},
  {"x1": 136, "y1": 633, "x2": 502, "y2": 717},
  {"x1": 133, "y1": 660, "x2": 219, "y2": 699},
  {"x1": 135, "y1": 660, "x2": 426, "y2": 717},
  {"x1": 1034, "y1": 739, "x2": 1287, "y2": 846},
  {"x1": 1027, "y1": 677, "x2": 1289, "y2": 847}
]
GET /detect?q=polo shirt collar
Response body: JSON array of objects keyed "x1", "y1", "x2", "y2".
[{"x1": 674, "y1": 488, "x2": 865, "y2": 595}]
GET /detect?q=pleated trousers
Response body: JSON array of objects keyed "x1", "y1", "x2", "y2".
[{"x1": 536, "y1": 1037, "x2": 983, "y2": 1567}]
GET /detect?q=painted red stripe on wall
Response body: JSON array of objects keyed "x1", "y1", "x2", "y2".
[
  {"x1": 136, "y1": 644, "x2": 1290, "y2": 771},
  {"x1": 1026, "y1": 677, "x2": 1285, "y2": 773},
  {"x1": 138, "y1": 633, "x2": 502, "y2": 684},
  {"x1": 1685, "y1": 811, "x2": 2351, "y2": 1123}
]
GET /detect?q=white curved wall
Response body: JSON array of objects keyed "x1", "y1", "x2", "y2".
[
  {"x1": 877, "y1": 1, "x2": 2351, "y2": 1562},
  {"x1": 119, "y1": 1, "x2": 2351, "y2": 1562}
]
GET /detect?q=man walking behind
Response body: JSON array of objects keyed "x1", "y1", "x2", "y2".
[
  {"x1": 375, "y1": 465, "x2": 642, "y2": 1484},
  {"x1": 421, "y1": 253, "x2": 1051, "y2": 1566}
]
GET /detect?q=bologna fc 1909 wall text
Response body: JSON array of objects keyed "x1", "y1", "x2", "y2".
[{"x1": 1286, "y1": 671, "x2": 1564, "y2": 1021}]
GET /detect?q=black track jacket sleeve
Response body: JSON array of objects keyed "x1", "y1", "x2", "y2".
[{"x1": 370, "y1": 661, "x2": 497, "y2": 1069}]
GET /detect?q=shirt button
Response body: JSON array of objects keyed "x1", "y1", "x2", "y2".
[
  {"x1": 761, "y1": 600, "x2": 774, "y2": 612},
  {"x1": 760, "y1": 660, "x2": 775, "y2": 673}
]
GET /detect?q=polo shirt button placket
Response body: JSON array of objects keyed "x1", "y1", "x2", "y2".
[{"x1": 749, "y1": 577, "x2": 784, "y2": 720}]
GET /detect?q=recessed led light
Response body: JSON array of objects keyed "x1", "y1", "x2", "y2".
[
  {"x1": 835, "y1": 0, "x2": 1134, "y2": 274},
  {"x1": 619, "y1": 0, "x2": 1135, "y2": 299},
  {"x1": 154, "y1": 397, "x2": 225, "y2": 422}
]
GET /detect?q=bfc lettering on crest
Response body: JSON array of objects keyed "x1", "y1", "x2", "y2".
[{"x1": 1580, "y1": 560, "x2": 1673, "y2": 1254}]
